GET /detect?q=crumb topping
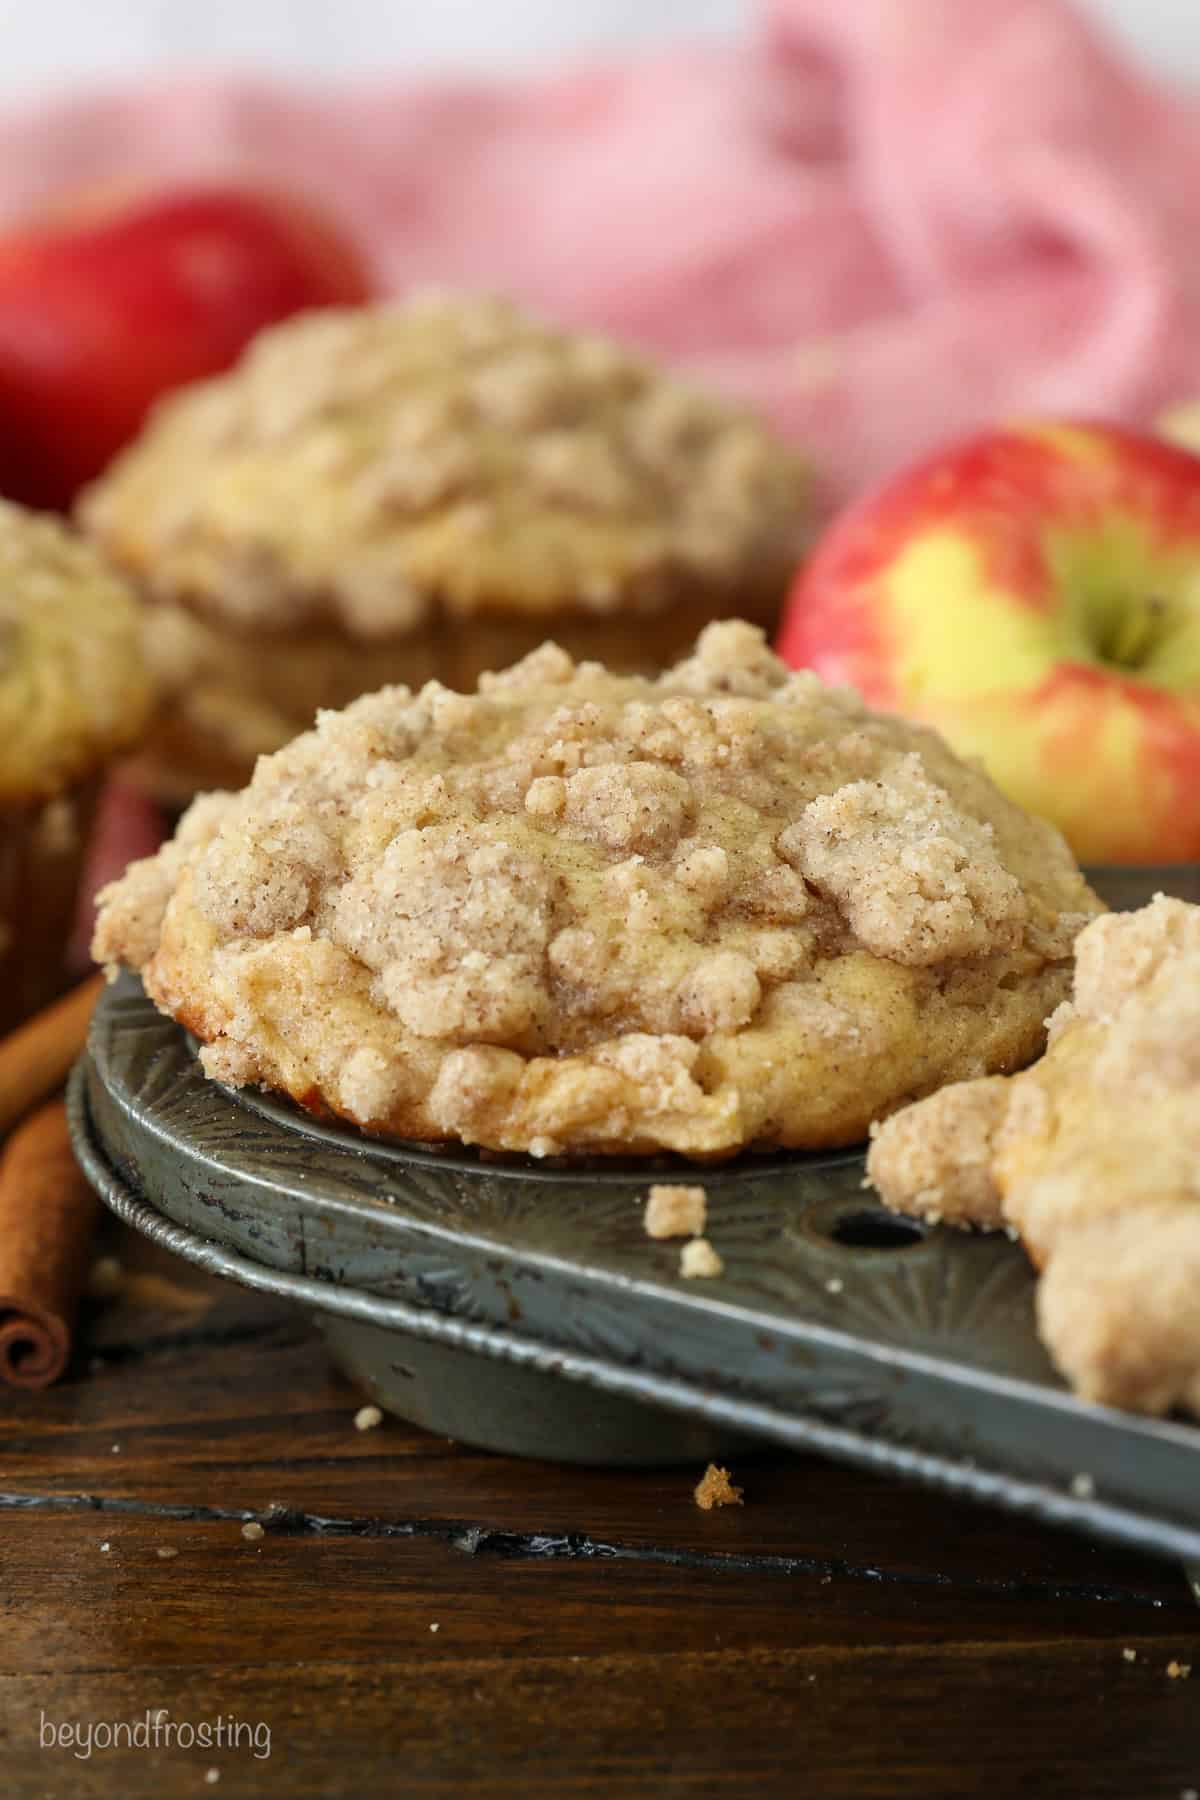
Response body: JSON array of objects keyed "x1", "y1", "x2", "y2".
[
  {"x1": 94, "y1": 622, "x2": 1099, "y2": 1158},
  {"x1": 780, "y1": 753, "x2": 1027, "y2": 966},
  {"x1": 81, "y1": 293, "x2": 809, "y2": 638}
]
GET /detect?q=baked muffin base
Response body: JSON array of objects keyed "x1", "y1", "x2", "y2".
[{"x1": 166, "y1": 924, "x2": 1076, "y2": 1159}]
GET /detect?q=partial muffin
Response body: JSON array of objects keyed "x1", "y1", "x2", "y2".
[
  {"x1": 0, "y1": 500, "x2": 153, "y2": 1029},
  {"x1": 93, "y1": 622, "x2": 1100, "y2": 1159},
  {"x1": 869, "y1": 895, "x2": 1200, "y2": 1416},
  {"x1": 80, "y1": 293, "x2": 810, "y2": 801}
]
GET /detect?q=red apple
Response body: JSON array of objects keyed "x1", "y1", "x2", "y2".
[
  {"x1": 0, "y1": 186, "x2": 372, "y2": 509},
  {"x1": 778, "y1": 422, "x2": 1200, "y2": 865}
]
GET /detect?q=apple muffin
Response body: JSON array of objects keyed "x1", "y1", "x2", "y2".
[
  {"x1": 869, "y1": 896, "x2": 1200, "y2": 1416},
  {"x1": 93, "y1": 622, "x2": 1102, "y2": 1159},
  {"x1": 79, "y1": 293, "x2": 810, "y2": 802},
  {"x1": 0, "y1": 500, "x2": 153, "y2": 1030}
]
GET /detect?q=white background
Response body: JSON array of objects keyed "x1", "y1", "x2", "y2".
[{"x1": 0, "y1": 0, "x2": 1192, "y2": 97}]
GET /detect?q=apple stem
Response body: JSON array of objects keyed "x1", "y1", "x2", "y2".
[{"x1": 1107, "y1": 596, "x2": 1165, "y2": 670}]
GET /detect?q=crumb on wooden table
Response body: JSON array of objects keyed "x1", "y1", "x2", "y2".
[
  {"x1": 644, "y1": 1183, "x2": 707, "y2": 1240},
  {"x1": 87, "y1": 1255, "x2": 124, "y2": 1300},
  {"x1": 240, "y1": 1521, "x2": 265, "y2": 1543},
  {"x1": 355, "y1": 1404, "x2": 384, "y2": 1432},
  {"x1": 679, "y1": 1237, "x2": 723, "y2": 1279},
  {"x1": 156, "y1": 1546, "x2": 179, "y2": 1561},
  {"x1": 694, "y1": 1464, "x2": 744, "y2": 1510},
  {"x1": 1167, "y1": 1660, "x2": 1192, "y2": 1680},
  {"x1": 1122, "y1": 1647, "x2": 1137, "y2": 1663}
]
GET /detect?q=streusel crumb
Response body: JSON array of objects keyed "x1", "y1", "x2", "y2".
[
  {"x1": 679, "y1": 1238, "x2": 724, "y2": 1279},
  {"x1": 93, "y1": 622, "x2": 1099, "y2": 1158},
  {"x1": 644, "y1": 1184, "x2": 707, "y2": 1239},
  {"x1": 693, "y1": 1464, "x2": 743, "y2": 1510}
]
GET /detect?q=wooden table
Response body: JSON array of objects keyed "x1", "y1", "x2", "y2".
[{"x1": 2, "y1": 1221, "x2": 1198, "y2": 1799}]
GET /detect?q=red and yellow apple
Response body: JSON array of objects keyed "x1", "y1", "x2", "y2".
[
  {"x1": 0, "y1": 185, "x2": 372, "y2": 510},
  {"x1": 778, "y1": 422, "x2": 1200, "y2": 864}
]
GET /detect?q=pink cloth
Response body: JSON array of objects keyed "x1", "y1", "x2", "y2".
[{"x1": 2, "y1": 0, "x2": 1198, "y2": 508}]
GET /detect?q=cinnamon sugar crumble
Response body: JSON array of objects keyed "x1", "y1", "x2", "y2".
[
  {"x1": 94, "y1": 622, "x2": 1098, "y2": 1158},
  {"x1": 644, "y1": 1184, "x2": 707, "y2": 1240},
  {"x1": 693, "y1": 1464, "x2": 744, "y2": 1510},
  {"x1": 780, "y1": 752, "x2": 1027, "y2": 966}
]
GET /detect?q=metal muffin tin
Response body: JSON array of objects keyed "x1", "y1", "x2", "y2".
[
  {"x1": 1083, "y1": 863, "x2": 1200, "y2": 911},
  {"x1": 73, "y1": 963, "x2": 1200, "y2": 1564}
]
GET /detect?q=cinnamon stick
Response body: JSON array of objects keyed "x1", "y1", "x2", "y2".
[
  {"x1": 0, "y1": 1099, "x2": 100, "y2": 1387},
  {"x1": 0, "y1": 973, "x2": 102, "y2": 1137}
]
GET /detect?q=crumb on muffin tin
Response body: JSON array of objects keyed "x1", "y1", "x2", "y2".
[{"x1": 644, "y1": 1184, "x2": 708, "y2": 1239}]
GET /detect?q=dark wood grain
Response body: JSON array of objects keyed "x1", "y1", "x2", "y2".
[{"x1": 1, "y1": 1223, "x2": 1197, "y2": 1798}]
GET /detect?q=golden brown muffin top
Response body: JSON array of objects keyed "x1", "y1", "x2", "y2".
[
  {"x1": 0, "y1": 501, "x2": 154, "y2": 805},
  {"x1": 93, "y1": 623, "x2": 1100, "y2": 1158},
  {"x1": 79, "y1": 294, "x2": 809, "y2": 641}
]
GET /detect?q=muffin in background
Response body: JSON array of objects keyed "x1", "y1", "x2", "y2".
[
  {"x1": 79, "y1": 292, "x2": 810, "y2": 801},
  {"x1": 0, "y1": 501, "x2": 153, "y2": 1029}
]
